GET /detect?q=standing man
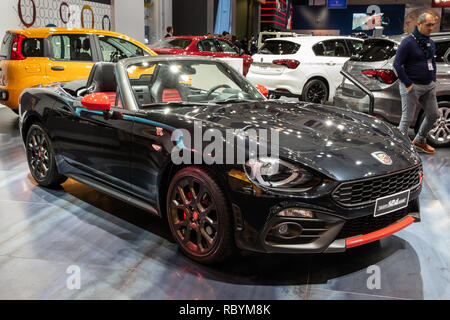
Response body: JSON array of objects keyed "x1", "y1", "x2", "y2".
[
  {"x1": 232, "y1": 35, "x2": 243, "y2": 51},
  {"x1": 165, "y1": 26, "x2": 174, "y2": 38},
  {"x1": 222, "y1": 31, "x2": 230, "y2": 41},
  {"x1": 394, "y1": 13, "x2": 440, "y2": 154}
]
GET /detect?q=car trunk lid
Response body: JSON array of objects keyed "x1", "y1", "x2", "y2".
[
  {"x1": 249, "y1": 39, "x2": 301, "y2": 75},
  {"x1": 341, "y1": 38, "x2": 398, "y2": 92},
  {"x1": 250, "y1": 54, "x2": 293, "y2": 75}
]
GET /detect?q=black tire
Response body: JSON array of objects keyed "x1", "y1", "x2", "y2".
[
  {"x1": 166, "y1": 166, "x2": 234, "y2": 264},
  {"x1": 25, "y1": 123, "x2": 67, "y2": 188},
  {"x1": 301, "y1": 78, "x2": 329, "y2": 104},
  {"x1": 416, "y1": 102, "x2": 450, "y2": 148}
]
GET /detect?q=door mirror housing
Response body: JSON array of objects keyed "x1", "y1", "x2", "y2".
[
  {"x1": 81, "y1": 93, "x2": 111, "y2": 111},
  {"x1": 239, "y1": 48, "x2": 245, "y2": 56}
]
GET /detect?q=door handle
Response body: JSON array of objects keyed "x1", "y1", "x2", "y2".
[
  {"x1": 51, "y1": 66, "x2": 65, "y2": 71},
  {"x1": 327, "y1": 62, "x2": 336, "y2": 66}
]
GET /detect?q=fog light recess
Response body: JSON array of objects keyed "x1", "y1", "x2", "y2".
[
  {"x1": 272, "y1": 222, "x2": 303, "y2": 239},
  {"x1": 277, "y1": 208, "x2": 314, "y2": 218}
]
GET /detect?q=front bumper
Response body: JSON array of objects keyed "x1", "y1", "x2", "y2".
[{"x1": 229, "y1": 173, "x2": 422, "y2": 254}]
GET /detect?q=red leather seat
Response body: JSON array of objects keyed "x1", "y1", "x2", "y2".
[{"x1": 162, "y1": 89, "x2": 182, "y2": 102}]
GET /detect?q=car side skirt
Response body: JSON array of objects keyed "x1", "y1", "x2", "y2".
[{"x1": 66, "y1": 173, "x2": 160, "y2": 216}]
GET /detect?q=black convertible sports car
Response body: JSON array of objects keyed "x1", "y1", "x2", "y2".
[{"x1": 19, "y1": 56, "x2": 423, "y2": 264}]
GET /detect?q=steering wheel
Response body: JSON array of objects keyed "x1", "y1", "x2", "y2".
[{"x1": 206, "y1": 84, "x2": 231, "y2": 99}]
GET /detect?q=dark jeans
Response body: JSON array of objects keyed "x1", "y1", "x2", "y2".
[{"x1": 399, "y1": 81, "x2": 440, "y2": 144}]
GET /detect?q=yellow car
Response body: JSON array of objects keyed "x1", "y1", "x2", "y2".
[{"x1": 0, "y1": 28, "x2": 156, "y2": 113}]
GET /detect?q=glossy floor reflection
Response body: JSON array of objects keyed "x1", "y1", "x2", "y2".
[{"x1": 0, "y1": 107, "x2": 449, "y2": 300}]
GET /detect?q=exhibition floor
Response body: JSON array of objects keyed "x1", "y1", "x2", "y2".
[{"x1": 0, "y1": 106, "x2": 448, "y2": 300}]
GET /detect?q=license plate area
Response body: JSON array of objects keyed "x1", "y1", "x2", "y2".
[
  {"x1": 374, "y1": 190, "x2": 410, "y2": 217},
  {"x1": 252, "y1": 63, "x2": 283, "y2": 74}
]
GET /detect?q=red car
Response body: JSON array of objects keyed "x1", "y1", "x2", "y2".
[{"x1": 151, "y1": 36, "x2": 253, "y2": 76}]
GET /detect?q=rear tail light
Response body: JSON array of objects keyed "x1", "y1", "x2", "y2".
[
  {"x1": 362, "y1": 69, "x2": 397, "y2": 84},
  {"x1": 272, "y1": 59, "x2": 300, "y2": 69},
  {"x1": 255, "y1": 84, "x2": 269, "y2": 97},
  {"x1": 11, "y1": 34, "x2": 26, "y2": 60}
]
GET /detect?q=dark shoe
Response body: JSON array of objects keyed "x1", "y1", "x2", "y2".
[{"x1": 412, "y1": 140, "x2": 435, "y2": 154}]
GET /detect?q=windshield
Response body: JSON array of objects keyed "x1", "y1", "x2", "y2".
[
  {"x1": 125, "y1": 60, "x2": 265, "y2": 108},
  {"x1": 151, "y1": 38, "x2": 193, "y2": 49},
  {"x1": 259, "y1": 40, "x2": 300, "y2": 55},
  {"x1": 353, "y1": 39, "x2": 397, "y2": 62}
]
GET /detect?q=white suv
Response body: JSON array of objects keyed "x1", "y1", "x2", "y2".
[{"x1": 247, "y1": 36, "x2": 363, "y2": 103}]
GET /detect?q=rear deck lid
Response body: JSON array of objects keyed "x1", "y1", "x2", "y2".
[{"x1": 342, "y1": 38, "x2": 398, "y2": 91}]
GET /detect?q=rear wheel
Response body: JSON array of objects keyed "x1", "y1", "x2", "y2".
[
  {"x1": 166, "y1": 167, "x2": 234, "y2": 264},
  {"x1": 302, "y1": 78, "x2": 329, "y2": 104},
  {"x1": 26, "y1": 124, "x2": 67, "y2": 187},
  {"x1": 417, "y1": 102, "x2": 450, "y2": 148}
]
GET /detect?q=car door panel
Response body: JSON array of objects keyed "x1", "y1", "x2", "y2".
[
  {"x1": 46, "y1": 34, "x2": 99, "y2": 84},
  {"x1": 129, "y1": 112, "x2": 173, "y2": 208},
  {"x1": 50, "y1": 99, "x2": 134, "y2": 192},
  {"x1": 313, "y1": 39, "x2": 352, "y2": 98}
]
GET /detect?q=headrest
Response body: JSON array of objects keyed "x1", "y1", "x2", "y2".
[
  {"x1": 83, "y1": 38, "x2": 90, "y2": 51},
  {"x1": 86, "y1": 62, "x2": 116, "y2": 93}
]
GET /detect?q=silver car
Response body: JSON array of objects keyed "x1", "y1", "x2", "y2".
[{"x1": 334, "y1": 33, "x2": 450, "y2": 147}]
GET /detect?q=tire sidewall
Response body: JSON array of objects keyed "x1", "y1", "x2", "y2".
[
  {"x1": 420, "y1": 102, "x2": 450, "y2": 148},
  {"x1": 26, "y1": 124, "x2": 59, "y2": 186},
  {"x1": 166, "y1": 167, "x2": 233, "y2": 264},
  {"x1": 302, "y1": 79, "x2": 329, "y2": 103}
]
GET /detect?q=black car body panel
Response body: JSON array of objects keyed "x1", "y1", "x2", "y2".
[{"x1": 19, "y1": 56, "x2": 422, "y2": 255}]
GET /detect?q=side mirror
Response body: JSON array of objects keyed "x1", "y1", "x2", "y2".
[
  {"x1": 239, "y1": 48, "x2": 245, "y2": 56},
  {"x1": 81, "y1": 93, "x2": 111, "y2": 111},
  {"x1": 255, "y1": 84, "x2": 269, "y2": 97}
]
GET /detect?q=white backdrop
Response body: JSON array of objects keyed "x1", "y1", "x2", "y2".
[
  {"x1": 113, "y1": 0, "x2": 145, "y2": 44},
  {"x1": 0, "y1": 0, "x2": 112, "y2": 42}
]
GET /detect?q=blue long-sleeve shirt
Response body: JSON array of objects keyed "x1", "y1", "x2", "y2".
[{"x1": 393, "y1": 35, "x2": 436, "y2": 88}]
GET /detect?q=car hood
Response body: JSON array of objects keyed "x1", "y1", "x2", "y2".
[{"x1": 144, "y1": 100, "x2": 421, "y2": 181}]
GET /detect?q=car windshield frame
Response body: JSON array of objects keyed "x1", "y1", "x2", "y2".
[{"x1": 117, "y1": 56, "x2": 266, "y2": 111}]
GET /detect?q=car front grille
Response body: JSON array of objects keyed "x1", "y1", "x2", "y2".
[
  {"x1": 337, "y1": 208, "x2": 410, "y2": 239},
  {"x1": 332, "y1": 166, "x2": 422, "y2": 207}
]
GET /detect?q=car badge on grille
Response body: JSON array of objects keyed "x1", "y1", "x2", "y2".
[{"x1": 371, "y1": 152, "x2": 393, "y2": 165}]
